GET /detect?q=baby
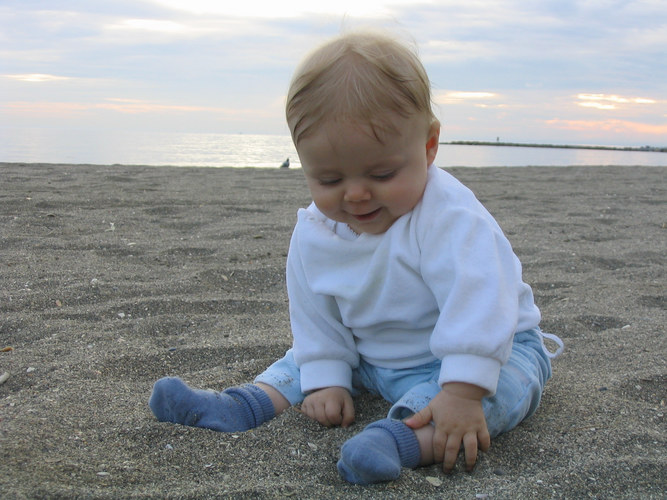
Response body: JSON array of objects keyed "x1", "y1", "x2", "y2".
[{"x1": 149, "y1": 30, "x2": 563, "y2": 485}]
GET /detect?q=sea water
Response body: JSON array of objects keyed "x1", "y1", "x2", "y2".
[{"x1": 1, "y1": 127, "x2": 665, "y2": 168}]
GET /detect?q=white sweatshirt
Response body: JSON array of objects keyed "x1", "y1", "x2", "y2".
[{"x1": 286, "y1": 165, "x2": 541, "y2": 396}]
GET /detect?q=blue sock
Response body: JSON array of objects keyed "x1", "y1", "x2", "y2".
[
  {"x1": 337, "y1": 418, "x2": 421, "y2": 484},
  {"x1": 149, "y1": 377, "x2": 275, "y2": 432}
]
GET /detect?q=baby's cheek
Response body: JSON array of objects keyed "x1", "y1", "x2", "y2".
[{"x1": 394, "y1": 188, "x2": 423, "y2": 215}]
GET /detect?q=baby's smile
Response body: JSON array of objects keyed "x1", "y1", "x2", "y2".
[{"x1": 350, "y1": 208, "x2": 382, "y2": 222}]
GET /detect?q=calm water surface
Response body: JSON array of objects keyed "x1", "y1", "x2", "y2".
[{"x1": 2, "y1": 128, "x2": 665, "y2": 168}]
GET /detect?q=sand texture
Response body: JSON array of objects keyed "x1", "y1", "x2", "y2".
[{"x1": 0, "y1": 163, "x2": 665, "y2": 499}]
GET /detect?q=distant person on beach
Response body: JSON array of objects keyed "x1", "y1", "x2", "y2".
[{"x1": 149, "y1": 30, "x2": 563, "y2": 485}]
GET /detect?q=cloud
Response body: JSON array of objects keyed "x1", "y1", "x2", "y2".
[
  {"x1": 107, "y1": 18, "x2": 191, "y2": 33},
  {"x1": 547, "y1": 118, "x2": 667, "y2": 136},
  {"x1": 4, "y1": 98, "x2": 231, "y2": 115},
  {"x1": 2, "y1": 97, "x2": 282, "y2": 132},
  {"x1": 1, "y1": 1, "x2": 665, "y2": 144},
  {"x1": 576, "y1": 93, "x2": 661, "y2": 112},
  {"x1": 578, "y1": 93, "x2": 657, "y2": 105},
  {"x1": 146, "y1": 0, "x2": 402, "y2": 18},
  {"x1": 3, "y1": 74, "x2": 71, "y2": 82},
  {"x1": 438, "y1": 91, "x2": 499, "y2": 101},
  {"x1": 434, "y1": 91, "x2": 509, "y2": 111},
  {"x1": 579, "y1": 101, "x2": 616, "y2": 110}
]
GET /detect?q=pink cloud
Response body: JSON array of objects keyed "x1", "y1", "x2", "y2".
[
  {"x1": 546, "y1": 118, "x2": 667, "y2": 136},
  {"x1": 4, "y1": 100, "x2": 223, "y2": 115}
]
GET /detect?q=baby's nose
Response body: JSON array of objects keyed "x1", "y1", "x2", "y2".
[{"x1": 344, "y1": 182, "x2": 371, "y2": 202}]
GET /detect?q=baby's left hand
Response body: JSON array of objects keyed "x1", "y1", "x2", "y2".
[
  {"x1": 301, "y1": 386, "x2": 355, "y2": 428},
  {"x1": 405, "y1": 382, "x2": 490, "y2": 472}
]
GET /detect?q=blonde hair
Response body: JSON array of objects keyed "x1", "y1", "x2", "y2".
[{"x1": 286, "y1": 31, "x2": 437, "y2": 145}]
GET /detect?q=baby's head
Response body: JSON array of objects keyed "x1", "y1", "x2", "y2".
[
  {"x1": 286, "y1": 30, "x2": 438, "y2": 145},
  {"x1": 286, "y1": 31, "x2": 440, "y2": 235}
]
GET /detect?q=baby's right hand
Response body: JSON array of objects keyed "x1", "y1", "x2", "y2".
[{"x1": 301, "y1": 386, "x2": 355, "y2": 428}]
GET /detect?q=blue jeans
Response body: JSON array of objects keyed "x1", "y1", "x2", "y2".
[{"x1": 255, "y1": 328, "x2": 553, "y2": 437}]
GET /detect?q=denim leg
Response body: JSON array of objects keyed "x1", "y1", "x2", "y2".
[
  {"x1": 254, "y1": 349, "x2": 306, "y2": 406},
  {"x1": 355, "y1": 358, "x2": 441, "y2": 407},
  {"x1": 388, "y1": 328, "x2": 552, "y2": 435},
  {"x1": 382, "y1": 361, "x2": 442, "y2": 421},
  {"x1": 483, "y1": 329, "x2": 552, "y2": 437},
  {"x1": 387, "y1": 380, "x2": 441, "y2": 420}
]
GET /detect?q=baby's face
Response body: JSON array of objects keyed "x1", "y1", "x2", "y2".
[{"x1": 297, "y1": 113, "x2": 439, "y2": 235}]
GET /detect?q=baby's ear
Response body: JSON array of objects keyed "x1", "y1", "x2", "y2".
[{"x1": 425, "y1": 122, "x2": 440, "y2": 164}]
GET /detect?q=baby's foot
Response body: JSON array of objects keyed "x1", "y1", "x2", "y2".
[
  {"x1": 337, "y1": 418, "x2": 420, "y2": 484},
  {"x1": 149, "y1": 377, "x2": 274, "y2": 432}
]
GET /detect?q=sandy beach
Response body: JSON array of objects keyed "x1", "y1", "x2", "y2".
[{"x1": 0, "y1": 163, "x2": 664, "y2": 499}]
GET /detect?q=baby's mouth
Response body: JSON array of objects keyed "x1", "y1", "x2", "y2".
[{"x1": 352, "y1": 208, "x2": 381, "y2": 222}]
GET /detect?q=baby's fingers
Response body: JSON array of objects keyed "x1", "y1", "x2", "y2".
[
  {"x1": 340, "y1": 399, "x2": 355, "y2": 428},
  {"x1": 478, "y1": 427, "x2": 491, "y2": 452},
  {"x1": 404, "y1": 406, "x2": 433, "y2": 430},
  {"x1": 322, "y1": 402, "x2": 342, "y2": 427},
  {"x1": 431, "y1": 428, "x2": 447, "y2": 464},
  {"x1": 324, "y1": 399, "x2": 353, "y2": 427},
  {"x1": 442, "y1": 434, "x2": 462, "y2": 472},
  {"x1": 463, "y1": 433, "x2": 479, "y2": 471}
]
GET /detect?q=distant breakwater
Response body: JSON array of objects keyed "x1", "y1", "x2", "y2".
[{"x1": 443, "y1": 141, "x2": 667, "y2": 153}]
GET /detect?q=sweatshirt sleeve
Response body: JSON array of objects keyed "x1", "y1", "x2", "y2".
[
  {"x1": 419, "y1": 194, "x2": 531, "y2": 395},
  {"x1": 286, "y1": 221, "x2": 359, "y2": 393}
]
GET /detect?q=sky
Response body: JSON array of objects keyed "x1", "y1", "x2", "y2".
[{"x1": 1, "y1": 0, "x2": 666, "y2": 147}]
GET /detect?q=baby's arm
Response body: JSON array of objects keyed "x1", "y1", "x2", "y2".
[
  {"x1": 405, "y1": 382, "x2": 490, "y2": 472},
  {"x1": 301, "y1": 386, "x2": 355, "y2": 428}
]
